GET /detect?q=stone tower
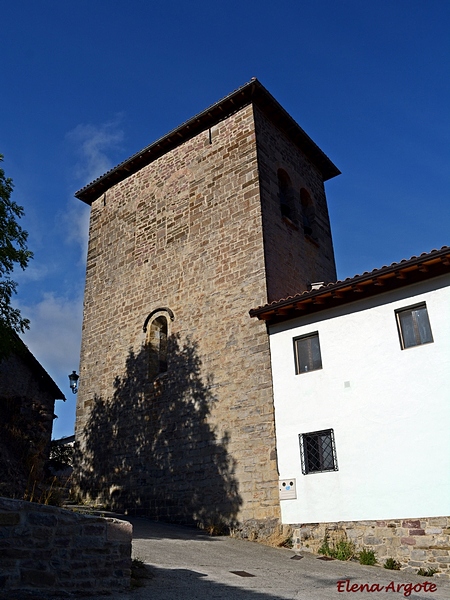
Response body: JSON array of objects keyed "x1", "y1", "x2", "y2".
[{"x1": 74, "y1": 79, "x2": 339, "y2": 533}]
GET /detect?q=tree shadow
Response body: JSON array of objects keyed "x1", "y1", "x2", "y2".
[{"x1": 74, "y1": 334, "x2": 242, "y2": 530}]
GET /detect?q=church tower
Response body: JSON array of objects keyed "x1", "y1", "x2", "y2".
[{"x1": 74, "y1": 79, "x2": 339, "y2": 533}]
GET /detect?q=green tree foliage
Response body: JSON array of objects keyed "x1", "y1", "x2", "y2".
[{"x1": 0, "y1": 154, "x2": 33, "y2": 355}]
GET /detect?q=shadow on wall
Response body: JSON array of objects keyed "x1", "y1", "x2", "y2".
[{"x1": 74, "y1": 334, "x2": 242, "y2": 531}]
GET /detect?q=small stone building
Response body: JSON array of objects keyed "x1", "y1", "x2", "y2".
[
  {"x1": 0, "y1": 334, "x2": 65, "y2": 498},
  {"x1": 74, "y1": 79, "x2": 339, "y2": 532}
]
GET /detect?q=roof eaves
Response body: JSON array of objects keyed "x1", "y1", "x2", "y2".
[
  {"x1": 250, "y1": 246, "x2": 450, "y2": 322},
  {"x1": 11, "y1": 333, "x2": 66, "y2": 400},
  {"x1": 75, "y1": 78, "x2": 340, "y2": 204}
]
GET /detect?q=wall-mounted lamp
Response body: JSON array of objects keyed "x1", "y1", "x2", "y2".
[{"x1": 68, "y1": 370, "x2": 79, "y2": 394}]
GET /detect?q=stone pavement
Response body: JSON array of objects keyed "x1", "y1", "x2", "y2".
[{"x1": 107, "y1": 517, "x2": 450, "y2": 599}]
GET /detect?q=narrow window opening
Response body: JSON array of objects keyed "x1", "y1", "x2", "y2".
[
  {"x1": 300, "y1": 188, "x2": 316, "y2": 237},
  {"x1": 147, "y1": 314, "x2": 169, "y2": 378},
  {"x1": 278, "y1": 169, "x2": 296, "y2": 223}
]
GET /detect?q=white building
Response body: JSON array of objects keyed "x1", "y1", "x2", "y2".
[{"x1": 250, "y1": 246, "x2": 450, "y2": 526}]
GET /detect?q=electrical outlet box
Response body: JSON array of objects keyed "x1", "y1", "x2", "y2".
[{"x1": 279, "y1": 478, "x2": 297, "y2": 500}]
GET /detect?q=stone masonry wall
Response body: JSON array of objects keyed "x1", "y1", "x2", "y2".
[
  {"x1": 254, "y1": 106, "x2": 337, "y2": 302},
  {"x1": 0, "y1": 497, "x2": 132, "y2": 594},
  {"x1": 76, "y1": 104, "x2": 280, "y2": 529},
  {"x1": 293, "y1": 517, "x2": 450, "y2": 579},
  {"x1": 75, "y1": 101, "x2": 336, "y2": 532}
]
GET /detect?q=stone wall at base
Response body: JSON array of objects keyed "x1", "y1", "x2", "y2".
[
  {"x1": 0, "y1": 497, "x2": 132, "y2": 594},
  {"x1": 293, "y1": 516, "x2": 450, "y2": 579}
]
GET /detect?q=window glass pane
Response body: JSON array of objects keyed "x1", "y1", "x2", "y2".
[
  {"x1": 305, "y1": 435, "x2": 321, "y2": 472},
  {"x1": 320, "y1": 434, "x2": 335, "y2": 470},
  {"x1": 413, "y1": 307, "x2": 433, "y2": 344},
  {"x1": 295, "y1": 333, "x2": 322, "y2": 373},
  {"x1": 399, "y1": 311, "x2": 416, "y2": 348},
  {"x1": 309, "y1": 336, "x2": 322, "y2": 370},
  {"x1": 398, "y1": 304, "x2": 433, "y2": 349}
]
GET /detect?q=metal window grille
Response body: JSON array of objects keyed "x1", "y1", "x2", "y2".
[
  {"x1": 294, "y1": 332, "x2": 322, "y2": 374},
  {"x1": 299, "y1": 429, "x2": 338, "y2": 475},
  {"x1": 396, "y1": 303, "x2": 433, "y2": 350}
]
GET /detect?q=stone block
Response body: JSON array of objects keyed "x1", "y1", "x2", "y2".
[
  {"x1": 82, "y1": 523, "x2": 106, "y2": 536},
  {"x1": 0, "y1": 513, "x2": 20, "y2": 526},
  {"x1": 21, "y1": 569, "x2": 56, "y2": 586},
  {"x1": 402, "y1": 520, "x2": 420, "y2": 528},
  {"x1": 401, "y1": 537, "x2": 416, "y2": 545},
  {"x1": 411, "y1": 549, "x2": 427, "y2": 560},
  {"x1": 27, "y1": 513, "x2": 57, "y2": 527},
  {"x1": 363, "y1": 536, "x2": 383, "y2": 545},
  {"x1": 427, "y1": 517, "x2": 448, "y2": 527}
]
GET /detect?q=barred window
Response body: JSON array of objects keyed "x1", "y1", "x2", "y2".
[
  {"x1": 294, "y1": 332, "x2": 322, "y2": 374},
  {"x1": 299, "y1": 429, "x2": 338, "y2": 474},
  {"x1": 396, "y1": 303, "x2": 433, "y2": 350}
]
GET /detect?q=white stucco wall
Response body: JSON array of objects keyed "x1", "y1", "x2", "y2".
[{"x1": 269, "y1": 274, "x2": 450, "y2": 524}]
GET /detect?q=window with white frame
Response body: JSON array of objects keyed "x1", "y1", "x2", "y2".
[
  {"x1": 299, "y1": 429, "x2": 338, "y2": 474},
  {"x1": 396, "y1": 303, "x2": 433, "y2": 349},
  {"x1": 293, "y1": 332, "x2": 322, "y2": 374}
]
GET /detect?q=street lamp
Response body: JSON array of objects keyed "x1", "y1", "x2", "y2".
[{"x1": 68, "y1": 370, "x2": 79, "y2": 394}]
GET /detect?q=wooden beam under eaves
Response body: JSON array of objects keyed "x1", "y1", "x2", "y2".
[
  {"x1": 275, "y1": 308, "x2": 291, "y2": 316},
  {"x1": 258, "y1": 311, "x2": 274, "y2": 321},
  {"x1": 293, "y1": 302, "x2": 307, "y2": 310}
]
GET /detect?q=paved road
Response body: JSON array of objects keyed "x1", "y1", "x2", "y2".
[
  {"x1": 120, "y1": 517, "x2": 449, "y2": 600},
  {"x1": 6, "y1": 517, "x2": 449, "y2": 599}
]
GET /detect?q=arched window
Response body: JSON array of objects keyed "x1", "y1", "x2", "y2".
[
  {"x1": 300, "y1": 188, "x2": 316, "y2": 238},
  {"x1": 143, "y1": 308, "x2": 174, "y2": 379},
  {"x1": 149, "y1": 316, "x2": 168, "y2": 376},
  {"x1": 278, "y1": 169, "x2": 295, "y2": 222}
]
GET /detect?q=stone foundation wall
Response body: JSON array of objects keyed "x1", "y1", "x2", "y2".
[
  {"x1": 293, "y1": 516, "x2": 450, "y2": 579},
  {"x1": 0, "y1": 497, "x2": 132, "y2": 594}
]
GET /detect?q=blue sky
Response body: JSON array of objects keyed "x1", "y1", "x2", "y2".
[{"x1": 1, "y1": 1, "x2": 449, "y2": 438}]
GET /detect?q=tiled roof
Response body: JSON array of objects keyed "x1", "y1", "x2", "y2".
[
  {"x1": 75, "y1": 78, "x2": 340, "y2": 204},
  {"x1": 250, "y1": 246, "x2": 450, "y2": 323}
]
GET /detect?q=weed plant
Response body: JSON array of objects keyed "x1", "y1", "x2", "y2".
[
  {"x1": 417, "y1": 567, "x2": 438, "y2": 577},
  {"x1": 384, "y1": 558, "x2": 401, "y2": 570},
  {"x1": 318, "y1": 535, "x2": 355, "y2": 561},
  {"x1": 358, "y1": 549, "x2": 377, "y2": 565}
]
